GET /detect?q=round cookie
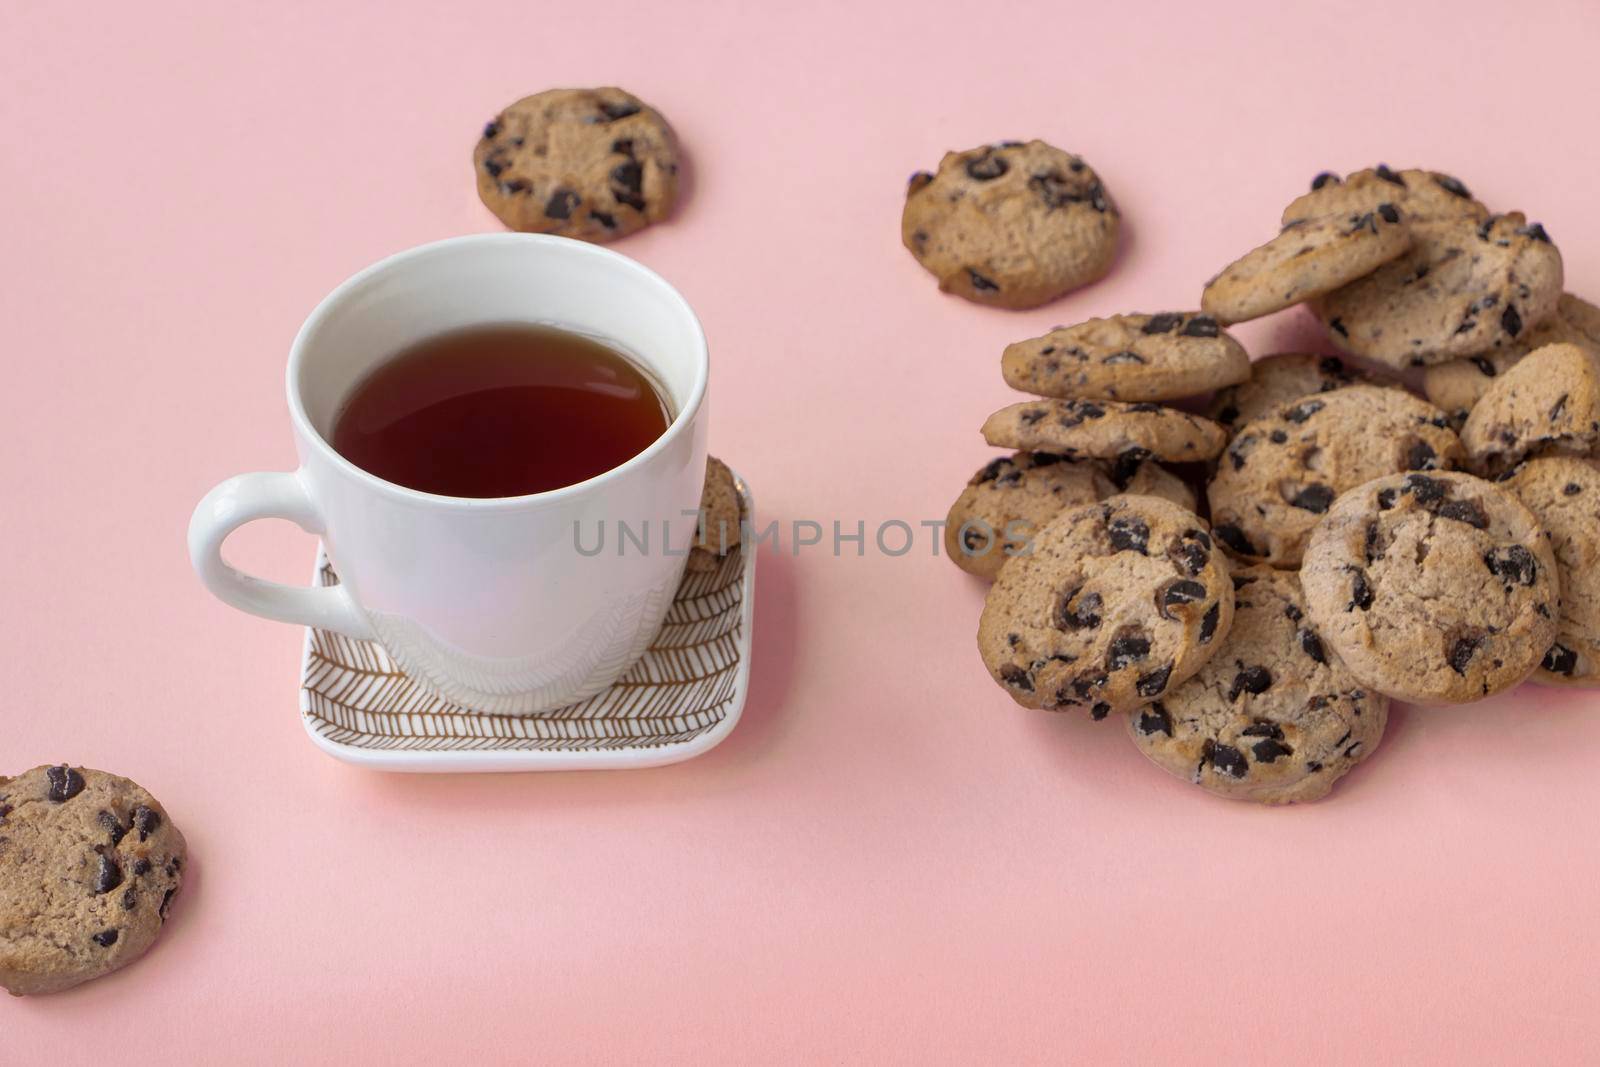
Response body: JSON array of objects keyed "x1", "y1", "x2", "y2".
[
  {"x1": 901, "y1": 140, "x2": 1120, "y2": 309},
  {"x1": 977, "y1": 495, "x2": 1234, "y2": 716},
  {"x1": 1128, "y1": 566, "x2": 1389, "y2": 804},
  {"x1": 1301, "y1": 472, "x2": 1559, "y2": 704},
  {"x1": 1000, "y1": 312, "x2": 1249, "y2": 402},
  {"x1": 687, "y1": 455, "x2": 742, "y2": 573},
  {"x1": 946, "y1": 454, "x2": 1115, "y2": 580},
  {"x1": 1460, "y1": 343, "x2": 1600, "y2": 475},
  {"x1": 1501, "y1": 456, "x2": 1600, "y2": 686},
  {"x1": 1207, "y1": 386, "x2": 1465, "y2": 566},
  {"x1": 474, "y1": 88, "x2": 680, "y2": 242},
  {"x1": 945, "y1": 453, "x2": 1197, "y2": 580},
  {"x1": 1201, "y1": 205, "x2": 1413, "y2": 325},
  {"x1": 1423, "y1": 293, "x2": 1600, "y2": 423},
  {"x1": 0, "y1": 765, "x2": 186, "y2": 996},
  {"x1": 1207, "y1": 352, "x2": 1390, "y2": 432},
  {"x1": 1281, "y1": 165, "x2": 1488, "y2": 227},
  {"x1": 1315, "y1": 212, "x2": 1563, "y2": 369},
  {"x1": 981, "y1": 399, "x2": 1228, "y2": 463}
]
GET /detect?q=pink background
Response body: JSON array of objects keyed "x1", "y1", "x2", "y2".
[{"x1": 4, "y1": 1, "x2": 1599, "y2": 1061}]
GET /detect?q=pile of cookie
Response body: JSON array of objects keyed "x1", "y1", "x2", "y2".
[{"x1": 920, "y1": 149, "x2": 1598, "y2": 804}]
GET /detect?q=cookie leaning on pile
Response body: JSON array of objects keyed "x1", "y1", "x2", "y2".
[{"x1": 943, "y1": 159, "x2": 1598, "y2": 805}]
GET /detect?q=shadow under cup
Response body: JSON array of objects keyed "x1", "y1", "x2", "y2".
[{"x1": 289, "y1": 234, "x2": 710, "y2": 714}]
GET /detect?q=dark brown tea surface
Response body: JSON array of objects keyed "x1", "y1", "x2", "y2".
[{"x1": 331, "y1": 323, "x2": 670, "y2": 498}]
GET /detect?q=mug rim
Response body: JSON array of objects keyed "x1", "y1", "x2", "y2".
[{"x1": 285, "y1": 232, "x2": 709, "y2": 510}]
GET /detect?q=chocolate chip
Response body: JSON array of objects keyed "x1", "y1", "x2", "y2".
[
  {"x1": 1284, "y1": 400, "x2": 1324, "y2": 424},
  {"x1": 599, "y1": 100, "x2": 641, "y2": 121},
  {"x1": 1160, "y1": 579, "x2": 1208, "y2": 617},
  {"x1": 1543, "y1": 643, "x2": 1578, "y2": 675},
  {"x1": 1329, "y1": 317, "x2": 1348, "y2": 337},
  {"x1": 1436, "y1": 499, "x2": 1488, "y2": 529},
  {"x1": 1311, "y1": 172, "x2": 1338, "y2": 190},
  {"x1": 1404, "y1": 440, "x2": 1439, "y2": 471},
  {"x1": 1377, "y1": 202, "x2": 1400, "y2": 224},
  {"x1": 0, "y1": 803, "x2": 11, "y2": 823},
  {"x1": 1241, "y1": 720, "x2": 1283, "y2": 739},
  {"x1": 968, "y1": 269, "x2": 999, "y2": 293},
  {"x1": 91, "y1": 929, "x2": 119, "y2": 948},
  {"x1": 1134, "y1": 703, "x2": 1172, "y2": 737},
  {"x1": 1090, "y1": 703, "x2": 1111, "y2": 720},
  {"x1": 1448, "y1": 635, "x2": 1483, "y2": 675},
  {"x1": 1269, "y1": 430, "x2": 1288, "y2": 444},
  {"x1": 94, "y1": 854, "x2": 124, "y2": 894},
  {"x1": 1180, "y1": 316, "x2": 1219, "y2": 338},
  {"x1": 610, "y1": 138, "x2": 635, "y2": 157},
  {"x1": 1434, "y1": 173, "x2": 1471, "y2": 199},
  {"x1": 1055, "y1": 589, "x2": 1102, "y2": 631},
  {"x1": 1502, "y1": 304, "x2": 1522, "y2": 337},
  {"x1": 1204, "y1": 740, "x2": 1248, "y2": 779},
  {"x1": 132, "y1": 805, "x2": 161, "y2": 842},
  {"x1": 1517, "y1": 222, "x2": 1551, "y2": 243},
  {"x1": 1347, "y1": 567, "x2": 1373, "y2": 611},
  {"x1": 159, "y1": 889, "x2": 176, "y2": 919},
  {"x1": 1364, "y1": 521, "x2": 1382, "y2": 563},
  {"x1": 999, "y1": 664, "x2": 1033, "y2": 691},
  {"x1": 1107, "y1": 631, "x2": 1152, "y2": 671},
  {"x1": 1199, "y1": 603, "x2": 1221, "y2": 644},
  {"x1": 1405, "y1": 474, "x2": 1447, "y2": 505},
  {"x1": 496, "y1": 178, "x2": 531, "y2": 195},
  {"x1": 907, "y1": 171, "x2": 934, "y2": 193},
  {"x1": 46, "y1": 765, "x2": 84, "y2": 802},
  {"x1": 1471, "y1": 356, "x2": 1497, "y2": 377},
  {"x1": 1299, "y1": 628, "x2": 1326, "y2": 663},
  {"x1": 544, "y1": 189, "x2": 580, "y2": 220},
  {"x1": 1212, "y1": 523, "x2": 1257, "y2": 556},
  {"x1": 1374, "y1": 164, "x2": 1405, "y2": 186},
  {"x1": 98, "y1": 810, "x2": 126, "y2": 845},
  {"x1": 1377, "y1": 487, "x2": 1399, "y2": 511},
  {"x1": 132, "y1": 858, "x2": 151, "y2": 877},
  {"x1": 965, "y1": 153, "x2": 1008, "y2": 181},
  {"x1": 610, "y1": 161, "x2": 646, "y2": 210},
  {"x1": 1172, "y1": 533, "x2": 1210, "y2": 577},
  {"x1": 1136, "y1": 663, "x2": 1173, "y2": 697},
  {"x1": 482, "y1": 120, "x2": 500, "y2": 140},
  {"x1": 1289, "y1": 484, "x2": 1335, "y2": 513},
  {"x1": 1564, "y1": 482, "x2": 1582, "y2": 497},
  {"x1": 974, "y1": 458, "x2": 1011, "y2": 484},
  {"x1": 1251, "y1": 738, "x2": 1294, "y2": 763},
  {"x1": 1228, "y1": 666, "x2": 1273, "y2": 701},
  {"x1": 1143, "y1": 313, "x2": 1181, "y2": 334},
  {"x1": 482, "y1": 157, "x2": 506, "y2": 178},
  {"x1": 122, "y1": 888, "x2": 137, "y2": 911},
  {"x1": 1108, "y1": 516, "x2": 1150, "y2": 554},
  {"x1": 1484, "y1": 545, "x2": 1539, "y2": 586}
]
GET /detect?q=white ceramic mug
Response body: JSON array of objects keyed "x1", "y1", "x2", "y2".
[{"x1": 188, "y1": 233, "x2": 709, "y2": 713}]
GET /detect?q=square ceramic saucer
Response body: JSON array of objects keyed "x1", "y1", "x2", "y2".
[{"x1": 297, "y1": 473, "x2": 755, "y2": 772}]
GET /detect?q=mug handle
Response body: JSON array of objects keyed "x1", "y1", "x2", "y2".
[{"x1": 187, "y1": 471, "x2": 376, "y2": 640}]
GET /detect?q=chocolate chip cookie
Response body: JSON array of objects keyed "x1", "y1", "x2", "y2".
[
  {"x1": 1301, "y1": 472, "x2": 1558, "y2": 704},
  {"x1": 474, "y1": 88, "x2": 680, "y2": 242},
  {"x1": 1501, "y1": 456, "x2": 1600, "y2": 686},
  {"x1": 981, "y1": 399, "x2": 1228, "y2": 463},
  {"x1": 1207, "y1": 352, "x2": 1390, "y2": 432},
  {"x1": 945, "y1": 453, "x2": 1196, "y2": 580},
  {"x1": 1460, "y1": 343, "x2": 1600, "y2": 474},
  {"x1": 0, "y1": 765, "x2": 186, "y2": 996},
  {"x1": 1423, "y1": 293, "x2": 1600, "y2": 423},
  {"x1": 901, "y1": 140, "x2": 1120, "y2": 308},
  {"x1": 687, "y1": 455, "x2": 741, "y2": 573},
  {"x1": 1128, "y1": 566, "x2": 1389, "y2": 804},
  {"x1": 978, "y1": 495, "x2": 1234, "y2": 716},
  {"x1": 1000, "y1": 312, "x2": 1249, "y2": 401},
  {"x1": 1201, "y1": 205, "x2": 1413, "y2": 325},
  {"x1": 1281, "y1": 165, "x2": 1488, "y2": 227},
  {"x1": 1207, "y1": 386, "x2": 1464, "y2": 566},
  {"x1": 1315, "y1": 212, "x2": 1563, "y2": 369}
]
